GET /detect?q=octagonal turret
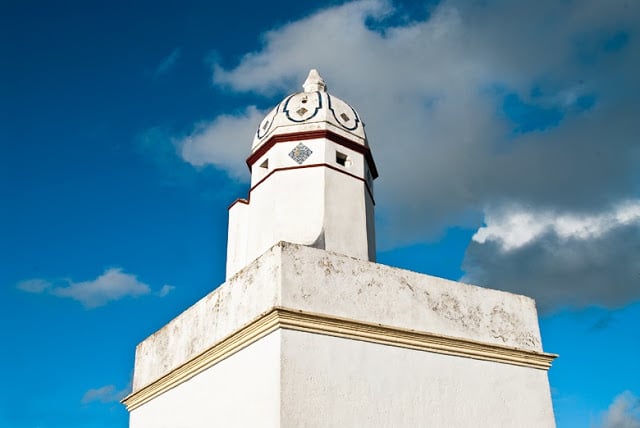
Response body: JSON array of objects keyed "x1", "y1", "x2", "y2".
[{"x1": 227, "y1": 69, "x2": 378, "y2": 279}]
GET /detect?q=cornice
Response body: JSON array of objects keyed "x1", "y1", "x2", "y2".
[{"x1": 122, "y1": 308, "x2": 557, "y2": 412}]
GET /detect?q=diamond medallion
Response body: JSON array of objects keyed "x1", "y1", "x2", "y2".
[{"x1": 289, "y1": 143, "x2": 313, "y2": 164}]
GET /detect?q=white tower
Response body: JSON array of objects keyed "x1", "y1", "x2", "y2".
[
  {"x1": 226, "y1": 69, "x2": 377, "y2": 279},
  {"x1": 123, "y1": 70, "x2": 557, "y2": 428}
]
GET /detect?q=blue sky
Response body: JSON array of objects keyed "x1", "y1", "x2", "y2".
[{"x1": 1, "y1": 1, "x2": 639, "y2": 427}]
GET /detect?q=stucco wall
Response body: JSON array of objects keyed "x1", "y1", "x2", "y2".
[
  {"x1": 278, "y1": 243, "x2": 543, "y2": 352},
  {"x1": 226, "y1": 201, "x2": 248, "y2": 280},
  {"x1": 133, "y1": 242, "x2": 544, "y2": 391},
  {"x1": 323, "y1": 163, "x2": 373, "y2": 261},
  {"x1": 132, "y1": 244, "x2": 283, "y2": 391},
  {"x1": 130, "y1": 330, "x2": 281, "y2": 428},
  {"x1": 280, "y1": 329, "x2": 555, "y2": 427},
  {"x1": 130, "y1": 327, "x2": 554, "y2": 428}
]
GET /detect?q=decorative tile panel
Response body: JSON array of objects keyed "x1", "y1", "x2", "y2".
[{"x1": 289, "y1": 143, "x2": 313, "y2": 164}]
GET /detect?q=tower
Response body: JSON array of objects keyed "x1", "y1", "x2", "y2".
[
  {"x1": 123, "y1": 70, "x2": 557, "y2": 428},
  {"x1": 226, "y1": 69, "x2": 376, "y2": 279}
]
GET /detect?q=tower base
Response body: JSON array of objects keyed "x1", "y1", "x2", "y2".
[{"x1": 123, "y1": 242, "x2": 556, "y2": 427}]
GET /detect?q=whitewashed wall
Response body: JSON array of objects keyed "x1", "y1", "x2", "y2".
[
  {"x1": 134, "y1": 243, "x2": 544, "y2": 390},
  {"x1": 281, "y1": 329, "x2": 555, "y2": 428},
  {"x1": 130, "y1": 331, "x2": 281, "y2": 428},
  {"x1": 129, "y1": 243, "x2": 555, "y2": 428}
]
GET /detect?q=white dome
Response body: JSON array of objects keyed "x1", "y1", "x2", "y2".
[{"x1": 252, "y1": 69, "x2": 367, "y2": 151}]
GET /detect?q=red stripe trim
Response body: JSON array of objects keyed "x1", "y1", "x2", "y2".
[
  {"x1": 247, "y1": 130, "x2": 378, "y2": 179},
  {"x1": 248, "y1": 163, "x2": 375, "y2": 205},
  {"x1": 228, "y1": 198, "x2": 249, "y2": 210}
]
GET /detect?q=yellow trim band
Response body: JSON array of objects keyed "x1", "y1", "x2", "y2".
[{"x1": 122, "y1": 308, "x2": 557, "y2": 411}]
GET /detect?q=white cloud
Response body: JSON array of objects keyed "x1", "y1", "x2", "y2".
[
  {"x1": 212, "y1": 0, "x2": 392, "y2": 94},
  {"x1": 17, "y1": 268, "x2": 173, "y2": 308},
  {"x1": 156, "y1": 284, "x2": 175, "y2": 297},
  {"x1": 17, "y1": 278, "x2": 52, "y2": 293},
  {"x1": 51, "y1": 268, "x2": 150, "y2": 308},
  {"x1": 473, "y1": 201, "x2": 640, "y2": 252},
  {"x1": 169, "y1": 0, "x2": 639, "y2": 309},
  {"x1": 598, "y1": 391, "x2": 640, "y2": 428},
  {"x1": 154, "y1": 48, "x2": 181, "y2": 78},
  {"x1": 178, "y1": 106, "x2": 264, "y2": 180},
  {"x1": 81, "y1": 384, "x2": 129, "y2": 404}
]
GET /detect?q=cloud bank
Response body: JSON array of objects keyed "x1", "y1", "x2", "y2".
[
  {"x1": 463, "y1": 204, "x2": 640, "y2": 312},
  {"x1": 17, "y1": 268, "x2": 174, "y2": 308},
  {"x1": 174, "y1": 0, "x2": 640, "y2": 310}
]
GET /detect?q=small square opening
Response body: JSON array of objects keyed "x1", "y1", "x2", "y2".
[{"x1": 336, "y1": 151, "x2": 350, "y2": 167}]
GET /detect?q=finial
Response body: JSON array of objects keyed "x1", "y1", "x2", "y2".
[{"x1": 302, "y1": 69, "x2": 327, "y2": 92}]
